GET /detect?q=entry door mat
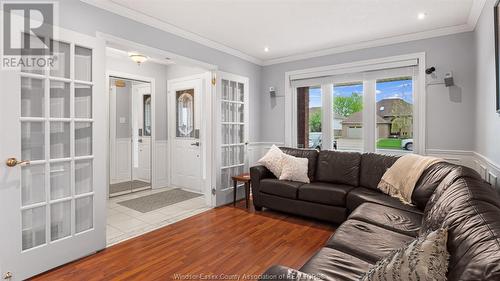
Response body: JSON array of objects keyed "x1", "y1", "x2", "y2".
[{"x1": 117, "y1": 188, "x2": 202, "y2": 213}]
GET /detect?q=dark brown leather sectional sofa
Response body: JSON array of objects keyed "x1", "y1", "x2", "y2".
[{"x1": 250, "y1": 148, "x2": 500, "y2": 281}]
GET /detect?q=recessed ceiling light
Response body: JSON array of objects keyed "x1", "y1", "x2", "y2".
[
  {"x1": 264, "y1": 47, "x2": 269, "y2": 52},
  {"x1": 417, "y1": 12, "x2": 427, "y2": 20}
]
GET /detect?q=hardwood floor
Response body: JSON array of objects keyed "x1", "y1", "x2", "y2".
[{"x1": 31, "y1": 201, "x2": 335, "y2": 281}]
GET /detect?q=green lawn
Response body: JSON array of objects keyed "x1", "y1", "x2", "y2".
[{"x1": 376, "y1": 138, "x2": 402, "y2": 149}]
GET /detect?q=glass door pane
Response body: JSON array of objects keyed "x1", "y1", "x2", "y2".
[
  {"x1": 332, "y1": 82, "x2": 364, "y2": 152},
  {"x1": 375, "y1": 77, "x2": 414, "y2": 153},
  {"x1": 220, "y1": 79, "x2": 246, "y2": 190}
]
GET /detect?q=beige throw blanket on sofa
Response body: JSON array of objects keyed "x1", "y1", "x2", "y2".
[{"x1": 378, "y1": 154, "x2": 443, "y2": 205}]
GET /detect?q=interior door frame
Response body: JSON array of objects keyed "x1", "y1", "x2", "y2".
[
  {"x1": 97, "y1": 33, "x2": 217, "y2": 207},
  {"x1": 167, "y1": 72, "x2": 214, "y2": 207},
  {"x1": 106, "y1": 71, "x2": 156, "y2": 198}
]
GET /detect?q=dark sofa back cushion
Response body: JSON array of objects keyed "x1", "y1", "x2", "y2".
[
  {"x1": 279, "y1": 147, "x2": 318, "y2": 181},
  {"x1": 411, "y1": 162, "x2": 457, "y2": 210},
  {"x1": 359, "y1": 153, "x2": 399, "y2": 190},
  {"x1": 419, "y1": 169, "x2": 500, "y2": 281},
  {"x1": 315, "y1": 150, "x2": 361, "y2": 186}
]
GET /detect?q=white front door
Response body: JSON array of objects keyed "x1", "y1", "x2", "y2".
[
  {"x1": 168, "y1": 78, "x2": 203, "y2": 192},
  {"x1": 0, "y1": 28, "x2": 106, "y2": 280}
]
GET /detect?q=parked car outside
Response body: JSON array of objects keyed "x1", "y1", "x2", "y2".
[
  {"x1": 308, "y1": 132, "x2": 337, "y2": 150},
  {"x1": 401, "y1": 139, "x2": 413, "y2": 151}
]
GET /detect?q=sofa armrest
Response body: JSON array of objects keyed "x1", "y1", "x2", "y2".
[
  {"x1": 259, "y1": 265, "x2": 324, "y2": 281},
  {"x1": 250, "y1": 165, "x2": 274, "y2": 208}
]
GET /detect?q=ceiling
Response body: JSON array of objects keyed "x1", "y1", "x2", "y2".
[{"x1": 83, "y1": 0, "x2": 485, "y2": 65}]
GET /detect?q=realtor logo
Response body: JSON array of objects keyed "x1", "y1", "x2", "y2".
[{"x1": 1, "y1": 2, "x2": 58, "y2": 70}]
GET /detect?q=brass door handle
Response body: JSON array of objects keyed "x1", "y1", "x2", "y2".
[{"x1": 6, "y1": 158, "x2": 30, "y2": 167}]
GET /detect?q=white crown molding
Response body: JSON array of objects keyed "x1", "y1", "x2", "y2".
[
  {"x1": 80, "y1": 0, "x2": 264, "y2": 65},
  {"x1": 81, "y1": 0, "x2": 486, "y2": 67},
  {"x1": 263, "y1": 24, "x2": 473, "y2": 66}
]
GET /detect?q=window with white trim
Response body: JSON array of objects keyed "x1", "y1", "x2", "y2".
[{"x1": 291, "y1": 58, "x2": 421, "y2": 155}]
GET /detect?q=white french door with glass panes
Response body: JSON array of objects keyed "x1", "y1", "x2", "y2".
[
  {"x1": 215, "y1": 72, "x2": 249, "y2": 206},
  {"x1": 0, "y1": 28, "x2": 105, "y2": 280},
  {"x1": 291, "y1": 58, "x2": 421, "y2": 155}
]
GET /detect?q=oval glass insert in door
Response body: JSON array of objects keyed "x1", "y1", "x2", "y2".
[{"x1": 176, "y1": 89, "x2": 194, "y2": 138}]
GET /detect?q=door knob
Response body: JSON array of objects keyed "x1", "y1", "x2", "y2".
[
  {"x1": 6, "y1": 158, "x2": 30, "y2": 167},
  {"x1": 191, "y1": 141, "x2": 200, "y2": 146}
]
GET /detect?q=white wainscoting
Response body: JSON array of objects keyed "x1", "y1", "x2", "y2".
[
  {"x1": 111, "y1": 138, "x2": 132, "y2": 184},
  {"x1": 425, "y1": 149, "x2": 499, "y2": 191},
  {"x1": 248, "y1": 142, "x2": 285, "y2": 166},
  {"x1": 153, "y1": 140, "x2": 169, "y2": 189},
  {"x1": 472, "y1": 152, "x2": 500, "y2": 191}
]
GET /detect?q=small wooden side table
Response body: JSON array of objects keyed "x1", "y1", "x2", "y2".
[{"x1": 232, "y1": 173, "x2": 251, "y2": 208}]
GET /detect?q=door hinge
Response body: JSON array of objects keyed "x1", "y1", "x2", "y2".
[
  {"x1": 211, "y1": 77, "x2": 216, "y2": 86},
  {"x1": 211, "y1": 188, "x2": 216, "y2": 195},
  {"x1": 3, "y1": 272, "x2": 12, "y2": 280}
]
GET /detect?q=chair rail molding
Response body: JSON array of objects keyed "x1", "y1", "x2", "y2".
[{"x1": 426, "y1": 149, "x2": 499, "y2": 191}]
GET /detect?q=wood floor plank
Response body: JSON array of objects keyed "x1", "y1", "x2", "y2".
[{"x1": 31, "y1": 202, "x2": 335, "y2": 281}]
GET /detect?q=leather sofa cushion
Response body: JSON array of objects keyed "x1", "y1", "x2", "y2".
[
  {"x1": 259, "y1": 179, "x2": 303, "y2": 199},
  {"x1": 411, "y1": 162, "x2": 457, "y2": 210},
  {"x1": 420, "y1": 173, "x2": 500, "y2": 281},
  {"x1": 348, "y1": 203, "x2": 422, "y2": 237},
  {"x1": 300, "y1": 247, "x2": 373, "y2": 281},
  {"x1": 346, "y1": 187, "x2": 421, "y2": 214},
  {"x1": 325, "y1": 219, "x2": 414, "y2": 263},
  {"x1": 280, "y1": 147, "x2": 318, "y2": 182},
  {"x1": 359, "y1": 153, "x2": 399, "y2": 190},
  {"x1": 315, "y1": 150, "x2": 361, "y2": 186},
  {"x1": 298, "y1": 182, "x2": 355, "y2": 206}
]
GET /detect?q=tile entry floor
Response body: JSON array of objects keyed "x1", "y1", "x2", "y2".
[{"x1": 107, "y1": 187, "x2": 210, "y2": 246}]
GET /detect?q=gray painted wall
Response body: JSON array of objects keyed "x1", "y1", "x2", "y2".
[
  {"x1": 106, "y1": 55, "x2": 168, "y2": 140},
  {"x1": 260, "y1": 32, "x2": 477, "y2": 152},
  {"x1": 113, "y1": 79, "x2": 131, "y2": 139},
  {"x1": 166, "y1": 64, "x2": 208, "y2": 80},
  {"x1": 474, "y1": 0, "x2": 500, "y2": 165},
  {"x1": 58, "y1": 0, "x2": 262, "y2": 142}
]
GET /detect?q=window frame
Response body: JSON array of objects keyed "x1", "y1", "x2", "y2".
[{"x1": 285, "y1": 53, "x2": 426, "y2": 154}]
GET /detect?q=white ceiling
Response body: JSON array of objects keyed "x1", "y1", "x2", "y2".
[{"x1": 84, "y1": 0, "x2": 485, "y2": 65}]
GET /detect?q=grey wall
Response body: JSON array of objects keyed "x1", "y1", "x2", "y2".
[
  {"x1": 113, "y1": 79, "x2": 131, "y2": 139},
  {"x1": 166, "y1": 64, "x2": 208, "y2": 80},
  {"x1": 260, "y1": 32, "x2": 477, "y2": 151},
  {"x1": 474, "y1": 0, "x2": 500, "y2": 165},
  {"x1": 106, "y1": 55, "x2": 168, "y2": 140},
  {"x1": 58, "y1": 0, "x2": 261, "y2": 142}
]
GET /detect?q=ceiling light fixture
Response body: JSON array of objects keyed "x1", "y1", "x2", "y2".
[
  {"x1": 264, "y1": 47, "x2": 269, "y2": 52},
  {"x1": 129, "y1": 53, "x2": 148, "y2": 65},
  {"x1": 417, "y1": 12, "x2": 427, "y2": 20}
]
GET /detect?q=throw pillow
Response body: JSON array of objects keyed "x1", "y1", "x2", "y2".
[
  {"x1": 360, "y1": 228, "x2": 449, "y2": 281},
  {"x1": 258, "y1": 145, "x2": 285, "y2": 178},
  {"x1": 279, "y1": 153, "x2": 310, "y2": 183}
]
